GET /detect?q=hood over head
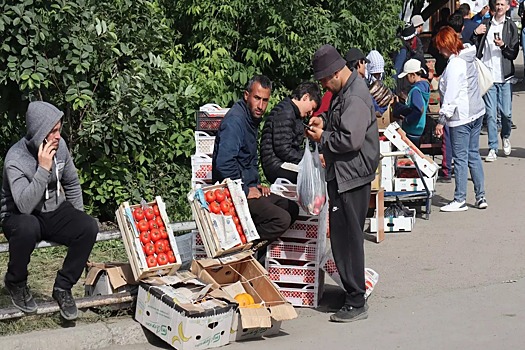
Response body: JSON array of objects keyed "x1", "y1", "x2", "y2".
[{"x1": 25, "y1": 101, "x2": 63, "y2": 150}]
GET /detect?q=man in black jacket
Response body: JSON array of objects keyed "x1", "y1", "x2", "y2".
[
  {"x1": 260, "y1": 82, "x2": 321, "y2": 184},
  {"x1": 307, "y1": 44, "x2": 379, "y2": 323},
  {"x1": 212, "y1": 75, "x2": 299, "y2": 252}
]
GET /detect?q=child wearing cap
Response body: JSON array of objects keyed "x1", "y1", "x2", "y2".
[{"x1": 392, "y1": 58, "x2": 430, "y2": 147}]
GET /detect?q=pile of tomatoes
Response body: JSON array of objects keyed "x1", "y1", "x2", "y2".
[
  {"x1": 205, "y1": 188, "x2": 246, "y2": 244},
  {"x1": 133, "y1": 204, "x2": 177, "y2": 268}
]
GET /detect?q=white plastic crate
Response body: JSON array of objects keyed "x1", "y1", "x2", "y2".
[
  {"x1": 273, "y1": 281, "x2": 323, "y2": 308},
  {"x1": 282, "y1": 218, "x2": 320, "y2": 240},
  {"x1": 195, "y1": 131, "x2": 215, "y2": 155},
  {"x1": 370, "y1": 209, "x2": 416, "y2": 233},
  {"x1": 266, "y1": 259, "x2": 318, "y2": 284},
  {"x1": 191, "y1": 154, "x2": 212, "y2": 180},
  {"x1": 267, "y1": 240, "x2": 317, "y2": 262}
]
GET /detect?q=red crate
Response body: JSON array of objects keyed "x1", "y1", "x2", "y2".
[
  {"x1": 267, "y1": 261, "x2": 318, "y2": 284},
  {"x1": 267, "y1": 240, "x2": 317, "y2": 262}
]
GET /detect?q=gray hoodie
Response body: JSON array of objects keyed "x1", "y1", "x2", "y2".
[{"x1": 1, "y1": 101, "x2": 83, "y2": 221}]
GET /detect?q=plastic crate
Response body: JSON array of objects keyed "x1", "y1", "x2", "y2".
[
  {"x1": 266, "y1": 259, "x2": 318, "y2": 284},
  {"x1": 281, "y1": 218, "x2": 319, "y2": 240},
  {"x1": 267, "y1": 240, "x2": 317, "y2": 262},
  {"x1": 191, "y1": 154, "x2": 212, "y2": 180},
  {"x1": 196, "y1": 106, "x2": 229, "y2": 133},
  {"x1": 195, "y1": 131, "x2": 215, "y2": 155},
  {"x1": 274, "y1": 283, "x2": 321, "y2": 308}
]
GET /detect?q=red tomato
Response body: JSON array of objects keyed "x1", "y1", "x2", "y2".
[
  {"x1": 209, "y1": 201, "x2": 221, "y2": 214},
  {"x1": 156, "y1": 216, "x2": 164, "y2": 227},
  {"x1": 139, "y1": 231, "x2": 151, "y2": 245},
  {"x1": 215, "y1": 189, "x2": 226, "y2": 203},
  {"x1": 205, "y1": 191, "x2": 216, "y2": 203},
  {"x1": 153, "y1": 204, "x2": 160, "y2": 216},
  {"x1": 159, "y1": 227, "x2": 168, "y2": 239},
  {"x1": 150, "y1": 228, "x2": 162, "y2": 242},
  {"x1": 239, "y1": 233, "x2": 247, "y2": 244},
  {"x1": 133, "y1": 208, "x2": 145, "y2": 221},
  {"x1": 224, "y1": 188, "x2": 230, "y2": 198},
  {"x1": 146, "y1": 255, "x2": 157, "y2": 268},
  {"x1": 144, "y1": 207, "x2": 155, "y2": 221},
  {"x1": 220, "y1": 201, "x2": 231, "y2": 214},
  {"x1": 162, "y1": 239, "x2": 171, "y2": 250},
  {"x1": 233, "y1": 216, "x2": 240, "y2": 225},
  {"x1": 144, "y1": 242, "x2": 156, "y2": 256},
  {"x1": 167, "y1": 251, "x2": 176, "y2": 263},
  {"x1": 149, "y1": 220, "x2": 159, "y2": 231},
  {"x1": 228, "y1": 207, "x2": 236, "y2": 216},
  {"x1": 155, "y1": 240, "x2": 167, "y2": 254},
  {"x1": 138, "y1": 220, "x2": 149, "y2": 232},
  {"x1": 157, "y1": 253, "x2": 169, "y2": 266},
  {"x1": 236, "y1": 224, "x2": 243, "y2": 235}
]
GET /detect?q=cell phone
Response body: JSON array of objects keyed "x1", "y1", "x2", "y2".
[
  {"x1": 43, "y1": 138, "x2": 48, "y2": 146},
  {"x1": 494, "y1": 32, "x2": 500, "y2": 40},
  {"x1": 303, "y1": 121, "x2": 312, "y2": 130}
]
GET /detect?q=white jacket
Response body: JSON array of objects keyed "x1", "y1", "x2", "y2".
[{"x1": 439, "y1": 45, "x2": 485, "y2": 128}]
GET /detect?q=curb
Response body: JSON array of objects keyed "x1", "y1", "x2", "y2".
[{"x1": 0, "y1": 317, "x2": 150, "y2": 350}]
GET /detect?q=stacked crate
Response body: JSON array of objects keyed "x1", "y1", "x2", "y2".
[
  {"x1": 265, "y1": 185, "x2": 328, "y2": 308},
  {"x1": 191, "y1": 105, "x2": 229, "y2": 189}
]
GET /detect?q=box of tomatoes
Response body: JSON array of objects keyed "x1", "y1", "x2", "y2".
[
  {"x1": 115, "y1": 196, "x2": 182, "y2": 281},
  {"x1": 187, "y1": 179, "x2": 259, "y2": 258}
]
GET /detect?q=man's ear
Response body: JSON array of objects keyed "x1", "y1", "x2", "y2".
[
  {"x1": 244, "y1": 90, "x2": 249, "y2": 101},
  {"x1": 302, "y1": 93, "x2": 310, "y2": 101}
]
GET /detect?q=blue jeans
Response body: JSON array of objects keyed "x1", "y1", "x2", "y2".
[
  {"x1": 449, "y1": 117, "x2": 485, "y2": 203},
  {"x1": 482, "y1": 81, "x2": 512, "y2": 151}
]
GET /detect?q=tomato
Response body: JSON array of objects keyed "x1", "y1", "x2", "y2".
[
  {"x1": 139, "y1": 231, "x2": 151, "y2": 245},
  {"x1": 144, "y1": 207, "x2": 155, "y2": 221},
  {"x1": 155, "y1": 240, "x2": 167, "y2": 254},
  {"x1": 239, "y1": 233, "x2": 247, "y2": 244},
  {"x1": 133, "y1": 208, "x2": 145, "y2": 221},
  {"x1": 146, "y1": 255, "x2": 157, "y2": 268},
  {"x1": 159, "y1": 227, "x2": 168, "y2": 239},
  {"x1": 156, "y1": 216, "x2": 164, "y2": 227},
  {"x1": 228, "y1": 207, "x2": 236, "y2": 216},
  {"x1": 149, "y1": 220, "x2": 159, "y2": 231},
  {"x1": 144, "y1": 242, "x2": 156, "y2": 256},
  {"x1": 236, "y1": 224, "x2": 243, "y2": 235},
  {"x1": 209, "y1": 201, "x2": 221, "y2": 214},
  {"x1": 205, "y1": 191, "x2": 216, "y2": 203},
  {"x1": 162, "y1": 239, "x2": 171, "y2": 250},
  {"x1": 215, "y1": 189, "x2": 226, "y2": 203},
  {"x1": 224, "y1": 188, "x2": 230, "y2": 198},
  {"x1": 233, "y1": 216, "x2": 240, "y2": 225},
  {"x1": 153, "y1": 204, "x2": 160, "y2": 216},
  {"x1": 150, "y1": 228, "x2": 162, "y2": 242},
  {"x1": 167, "y1": 251, "x2": 176, "y2": 263},
  {"x1": 220, "y1": 201, "x2": 231, "y2": 214},
  {"x1": 157, "y1": 253, "x2": 169, "y2": 266},
  {"x1": 138, "y1": 220, "x2": 149, "y2": 232}
]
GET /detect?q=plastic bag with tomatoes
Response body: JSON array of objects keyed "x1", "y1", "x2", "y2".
[{"x1": 297, "y1": 139, "x2": 326, "y2": 216}]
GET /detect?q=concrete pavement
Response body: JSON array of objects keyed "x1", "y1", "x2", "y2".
[{"x1": 1, "y1": 56, "x2": 524, "y2": 350}]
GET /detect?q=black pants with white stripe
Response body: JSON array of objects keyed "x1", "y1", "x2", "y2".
[{"x1": 327, "y1": 180, "x2": 370, "y2": 308}]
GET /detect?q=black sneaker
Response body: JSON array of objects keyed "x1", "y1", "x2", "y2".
[
  {"x1": 511, "y1": 122, "x2": 517, "y2": 130},
  {"x1": 52, "y1": 288, "x2": 78, "y2": 320},
  {"x1": 330, "y1": 303, "x2": 368, "y2": 323},
  {"x1": 3, "y1": 276, "x2": 38, "y2": 314}
]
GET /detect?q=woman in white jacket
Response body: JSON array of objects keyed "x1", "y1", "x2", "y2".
[{"x1": 434, "y1": 26, "x2": 488, "y2": 212}]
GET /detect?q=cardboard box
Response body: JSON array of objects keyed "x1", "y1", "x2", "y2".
[
  {"x1": 84, "y1": 262, "x2": 136, "y2": 296},
  {"x1": 394, "y1": 177, "x2": 436, "y2": 192},
  {"x1": 371, "y1": 165, "x2": 381, "y2": 191},
  {"x1": 191, "y1": 254, "x2": 297, "y2": 341},
  {"x1": 115, "y1": 196, "x2": 182, "y2": 281},
  {"x1": 377, "y1": 107, "x2": 393, "y2": 130},
  {"x1": 188, "y1": 179, "x2": 259, "y2": 258},
  {"x1": 135, "y1": 279, "x2": 236, "y2": 349},
  {"x1": 370, "y1": 208, "x2": 416, "y2": 233}
]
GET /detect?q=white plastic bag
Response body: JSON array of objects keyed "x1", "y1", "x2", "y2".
[{"x1": 297, "y1": 139, "x2": 326, "y2": 215}]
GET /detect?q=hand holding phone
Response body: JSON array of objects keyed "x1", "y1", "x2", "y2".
[{"x1": 38, "y1": 138, "x2": 55, "y2": 171}]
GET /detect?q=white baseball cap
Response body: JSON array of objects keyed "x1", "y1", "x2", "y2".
[
  {"x1": 411, "y1": 15, "x2": 424, "y2": 28},
  {"x1": 398, "y1": 59, "x2": 426, "y2": 78}
]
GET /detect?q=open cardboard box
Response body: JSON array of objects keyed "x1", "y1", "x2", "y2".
[
  {"x1": 135, "y1": 272, "x2": 237, "y2": 350},
  {"x1": 188, "y1": 179, "x2": 259, "y2": 258},
  {"x1": 84, "y1": 262, "x2": 137, "y2": 297},
  {"x1": 115, "y1": 196, "x2": 182, "y2": 281},
  {"x1": 191, "y1": 252, "x2": 297, "y2": 341}
]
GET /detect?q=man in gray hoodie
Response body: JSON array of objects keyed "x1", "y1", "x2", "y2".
[{"x1": 1, "y1": 101, "x2": 98, "y2": 320}]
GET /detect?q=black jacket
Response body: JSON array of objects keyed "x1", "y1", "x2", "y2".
[
  {"x1": 320, "y1": 71, "x2": 380, "y2": 192},
  {"x1": 212, "y1": 100, "x2": 261, "y2": 195},
  {"x1": 471, "y1": 16, "x2": 520, "y2": 80},
  {"x1": 260, "y1": 98, "x2": 304, "y2": 183}
]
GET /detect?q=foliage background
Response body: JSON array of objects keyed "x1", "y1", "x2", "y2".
[{"x1": 0, "y1": 0, "x2": 404, "y2": 223}]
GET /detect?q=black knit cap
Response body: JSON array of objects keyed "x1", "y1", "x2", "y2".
[{"x1": 312, "y1": 44, "x2": 347, "y2": 80}]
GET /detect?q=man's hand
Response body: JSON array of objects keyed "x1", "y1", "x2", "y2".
[
  {"x1": 257, "y1": 185, "x2": 270, "y2": 197},
  {"x1": 474, "y1": 24, "x2": 487, "y2": 36},
  {"x1": 309, "y1": 116, "x2": 324, "y2": 129},
  {"x1": 38, "y1": 141, "x2": 55, "y2": 171},
  {"x1": 319, "y1": 154, "x2": 326, "y2": 168},
  {"x1": 247, "y1": 186, "x2": 262, "y2": 199},
  {"x1": 435, "y1": 124, "x2": 444, "y2": 138},
  {"x1": 494, "y1": 38, "x2": 504, "y2": 47}
]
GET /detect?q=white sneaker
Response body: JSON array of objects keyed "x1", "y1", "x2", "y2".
[
  {"x1": 485, "y1": 149, "x2": 497, "y2": 162},
  {"x1": 440, "y1": 200, "x2": 468, "y2": 212},
  {"x1": 503, "y1": 138, "x2": 511, "y2": 156}
]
